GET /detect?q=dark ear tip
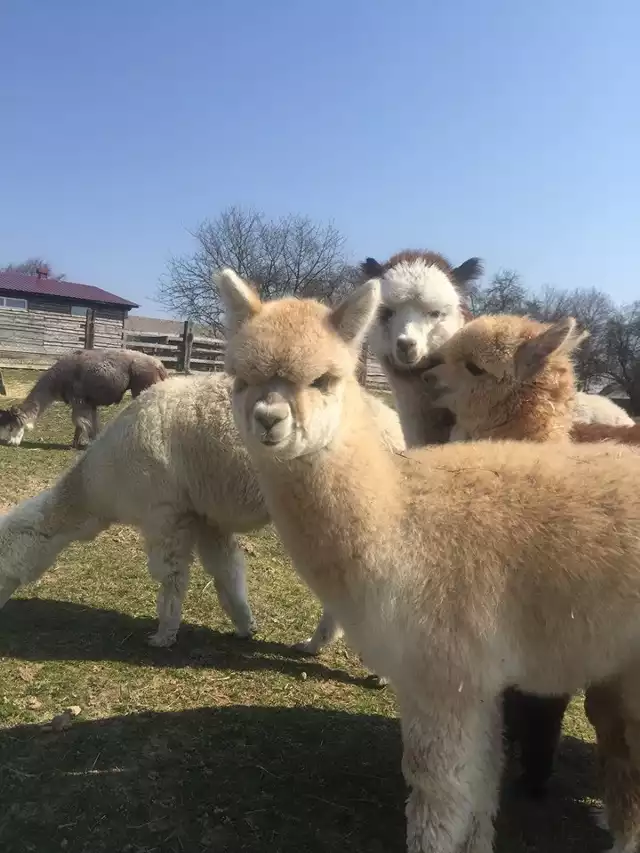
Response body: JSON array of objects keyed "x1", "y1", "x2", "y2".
[{"x1": 361, "y1": 257, "x2": 383, "y2": 277}]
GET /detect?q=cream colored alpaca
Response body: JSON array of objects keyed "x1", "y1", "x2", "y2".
[
  {"x1": 0, "y1": 372, "x2": 404, "y2": 651},
  {"x1": 218, "y1": 268, "x2": 640, "y2": 853}
]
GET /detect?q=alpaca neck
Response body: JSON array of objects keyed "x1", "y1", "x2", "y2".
[
  {"x1": 20, "y1": 379, "x2": 56, "y2": 425},
  {"x1": 459, "y1": 374, "x2": 576, "y2": 443},
  {"x1": 250, "y1": 381, "x2": 402, "y2": 612},
  {"x1": 379, "y1": 356, "x2": 454, "y2": 447}
]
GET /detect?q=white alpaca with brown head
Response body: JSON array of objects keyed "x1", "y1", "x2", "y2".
[{"x1": 218, "y1": 268, "x2": 640, "y2": 853}]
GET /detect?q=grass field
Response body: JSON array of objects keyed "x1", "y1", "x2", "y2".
[{"x1": 0, "y1": 367, "x2": 610, "y2": 852}]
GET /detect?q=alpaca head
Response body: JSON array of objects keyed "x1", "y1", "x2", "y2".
[
  {"x1": 0, "y1": 406, "x2": 28, "y2": 446},
  {"x1": 217, "y1": 269, "x2": 380, "y2": 461},
  {"x1": 362, "y1": 251, "x2": 483, "y2": 371},
  {"x1": 423, "y1": 314, "x2": 588, "y2": 432}
]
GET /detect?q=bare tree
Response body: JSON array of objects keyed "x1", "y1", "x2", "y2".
[
  {"x1": 469, "y1": 269, "x2": 527, "y2": 316},
  {"x1": 157, "y1": 206, "x2": 354, "y2": 334},
  {"x1": 604, "y1": 302, "x2": 640, "y2": 412},
  {"x1": 530, "y1": 286, "x2": 615, "y2": 390},
  {"x1": 1, "y1": 258, "x2": 65, "y2": 279}
]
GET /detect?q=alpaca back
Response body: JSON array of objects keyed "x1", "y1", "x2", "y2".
[
  {"x1": 572, "y1": 392, "x2": 634, "y2": 426},
  {"x1": 77, "y1": 372, "x2": 267, "y2": 531},
  {"x1": 571, "y1": 421, "x2": 640, "y2": 444}
]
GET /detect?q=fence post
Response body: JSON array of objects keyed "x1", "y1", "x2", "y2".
[
  {"x1": 180, "y1": 320, "x2": 194, "y2": 374},
  {"x1": 356, "y1": 343, "x2": 369, "y2": 387},
  {"x1": 84, "y1": 308, "x2": 96, "y2": 349}
]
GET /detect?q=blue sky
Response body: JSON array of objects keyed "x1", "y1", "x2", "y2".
[{"x1": 1, "y1": 0, "x2": 638, "y2": 316}]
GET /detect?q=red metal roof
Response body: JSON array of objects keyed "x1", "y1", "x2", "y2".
[{"x1": 0, "y1": 271, "x2": 139, "y2": 308}]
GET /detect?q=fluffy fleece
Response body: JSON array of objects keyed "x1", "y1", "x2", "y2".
[
  {"x1": 0, "y1": 348, "x2": 168, "y2": 448},
  {"x1": 362, "y1": 250, "x2": 632, "y2": 443},
  {"x1": 0, "y1": 371, "x2": 404, "y2": 651},
  {"x1": 219, "y1": 269, "x2": 640, "y2": 853},
  {"x1": 426, "y1": 312, "x2": 640, "y2": 842}
]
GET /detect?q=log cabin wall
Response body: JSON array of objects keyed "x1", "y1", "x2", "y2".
[{"x1": 0, "y1": 296, "x2": 126, "y2": 358}]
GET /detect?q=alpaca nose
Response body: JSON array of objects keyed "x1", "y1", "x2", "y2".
[
  {"x1": 396, "y1": 337, "x2": 418, "y2": 363},
  {"x1": 254, "y1": 401, "x2": 289, "y2": 432}
]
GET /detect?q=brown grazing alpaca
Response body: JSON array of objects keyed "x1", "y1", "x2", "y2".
[{"x1": 0, "y1": 348, "x2": 168, "y2": 448}]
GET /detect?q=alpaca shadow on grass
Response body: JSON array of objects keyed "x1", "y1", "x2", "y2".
[
  {"x1": 6, "y1": 439, "x2": 75, "y2": 451},
  {"x1": 0, "y1": 597, "x2": 379, "y2": 688},
  {"x1": 0, "y1": 705, "x2": 609, "y2": 853}
]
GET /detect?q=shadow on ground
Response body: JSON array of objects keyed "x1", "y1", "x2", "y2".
[
  {"x1": 0, "y1": 597, "x2": 378, "y2": 688},
  {"x1": 0, "y1": 704, "x2": 610, "y2": 853}
]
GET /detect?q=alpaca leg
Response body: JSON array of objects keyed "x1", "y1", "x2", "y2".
[
  {"x1": 587, "y1": 677, "x2": 640, "y2": 853},
  {"x1": 145, "y1": 518, "x2": 195, "y2": 648},
  {"x1": 89, "y1": 407, "x2": 100, "y2": 441},
  {"x1": 503, "y1": 688, "x2": 570, "y2": 798},
  {"x1": 400, "y1": 691, "x2": 501, "y2": 853},
  {"x1": 0, "y1": 577, "x2": 20, "y2": 608},
  {"x1": 71, "y1": 403, "x2": 93, "y2": 449},
  {"x1": 294, "y1": 606, "x2": 343, "y2": 655},
  {"x1": 196, "y1": 526, "x2": 256, "y2": 639},
  {"x1": 0, "y1": 484, "x2": 107, "y2": 609}
]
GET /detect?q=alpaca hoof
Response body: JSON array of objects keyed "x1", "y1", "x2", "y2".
[
  {"x1": 233, "y1": 620, "x2": 257, "y2": 640},
  {"x1": 147, "y1": 631, "x2": 177, "y2": 648},
  {"x1": 366, "y1": 673, "x2": 389, "y2": 689},
  {"x1": 293, "y1": 639, "x2": 321, "y2": 656}
]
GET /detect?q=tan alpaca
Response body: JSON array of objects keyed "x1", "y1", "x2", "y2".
[
  {"x1": 217, "y1": 269, "x2": 640, "y2": 853},
  {"x1": 423, "y1": 314, "x2": 640, "y2": 847}
]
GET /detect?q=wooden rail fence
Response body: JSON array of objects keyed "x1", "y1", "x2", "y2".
[
  {"x1": 0, "y1": 315, "x2": 391, "y2": 392},
  {"x1": 124, "y1": 322, "x2": 390, "y2": 390}
]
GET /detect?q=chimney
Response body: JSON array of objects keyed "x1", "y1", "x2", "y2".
[{"x1": 36, "y1": 264, "x2": 50, "y2": 280}]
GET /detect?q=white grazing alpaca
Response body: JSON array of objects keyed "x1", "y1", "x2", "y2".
[
  {"x1": 0, "y1": 372, "x2": 404, "y2": 650},
  {"x1": 218, "y1": 268, "x2": 640, "y2": 853},
  {"x1": 363, "y1": 250, "x2": 633, "y2": 441}
]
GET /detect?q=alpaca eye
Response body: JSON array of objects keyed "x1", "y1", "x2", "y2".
[
  {"x1": 234, "y1": 378, "x2": 248, "y2": 392},
  {"x1": 379, "y1": 307, "x2": 394, "y2": 324},
  {"x1": 429, "y1": 310, "x2": 443, "y2": 319},
  {"x1": 465, "y1": 361, "x2": 485, "y2": 377},
  {"x1": 311, "y1": 373, "x2": 332, "y2": 392}
]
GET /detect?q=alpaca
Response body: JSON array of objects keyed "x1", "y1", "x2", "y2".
[
  {"x1": 218, "y1": 268, "x2": 640, "y2": 853},
  {"x1": 0, "y1": 371, "x2": 404, "y2": 653},
  {"x1": 423, "y1": 313, "x2": 640, "y2": 840},
  {"x1": 363, "y1": 249, "x2": 633, "y2": 442},
  {"x1": 0, "y1": 348, "x2": 169, "y2": 449},
  {"x1": 362, "y1": 251, "x2": 482, "y2": 446},
  {"x1": 573, "y1": 393, "x2": 634, "y2": 427}
]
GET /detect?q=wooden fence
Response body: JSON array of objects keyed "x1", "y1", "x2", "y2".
[{"x1": 124, "y1": 322, "x2": 391, "y2": 391}]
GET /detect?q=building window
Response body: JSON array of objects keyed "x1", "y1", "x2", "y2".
[
  {"x1": 70, "y1": 305, "x2": 90, "y2": 316},
  {"x1": 0, "y1": 296, "x2": 27, "y2": 310}
]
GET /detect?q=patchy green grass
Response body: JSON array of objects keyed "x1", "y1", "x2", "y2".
[{"x1": 0, "y1": 368, "x2": 609, "y2": 852}]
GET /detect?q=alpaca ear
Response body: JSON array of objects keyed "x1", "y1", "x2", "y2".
[
  {"x1": 452, "y1": 257, "x2": 483, "y2": 289},
  {"x1": 216, "y1": 268, "x2": 262, "y2": 335},
  {"x1": 329, "y1": 280, "x2": 381, "y2": 349},
  {"x1": 514, "y1": 317, "x2": 587, "y2": 380},
  {"x1": 360, "y1": 257, "x2": 384, "y2": 279}
]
